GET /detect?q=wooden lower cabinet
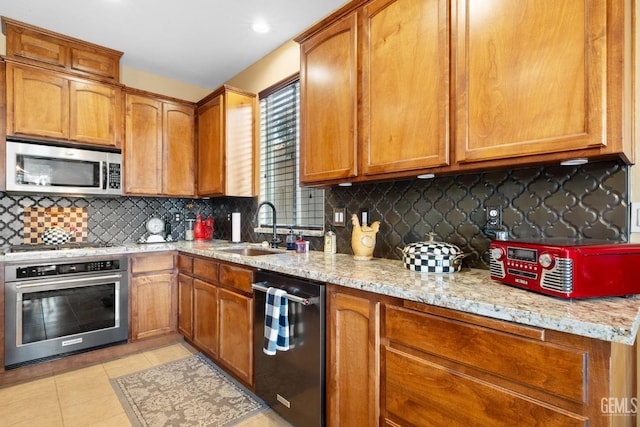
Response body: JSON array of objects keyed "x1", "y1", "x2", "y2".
[
  {"x1": 382, "y1": 302, "x2": 636, "y2": 426},
  {"x1": 129, "y1": 252, "x2": 177, "y2": 341},
  {"x1": 218, "y1": 287, "x2": 253, "y2": 384},
  {"x1": 327, "y1": 285, "x2": 637, "y2": 426},
  {"x1": 177, "y1": 273, "x2": 193, "y2": 339},
  {"x1": 193, "y1": 279, "x2": 218, "y2": 358},
  {"x1": 177, "y1": 253, "x2": 255, "y2": 387},
  {"x1": 326, "y1": 285, "x2": 387, "y2": 426}
]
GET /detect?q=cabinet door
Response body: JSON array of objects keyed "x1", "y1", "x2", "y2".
[
  {"x1": 218, "y1": 288, "x2": 253, "y2": 385},
  {"x1": 193, "y1": 279, "x2": 219, "y2": 358},
  {"x1": 197, "y1": 94, "x2": 225, "y2": 196},
  {"x1": 163, "y1": 101, "x2": 195, "y2": 196},
  {"x1": 69, "y1": 79, "x2": 121, "y2": 147},
  {"x1": 130, "y1": 272, "x2": 177, "y2": 341},
  {"x1": 124, "y1": 93, "x2": 163, "y2": 194},
  {"x1": 361, "y1": 0, "x2": 449, "y2": 176},
  {"x1": 178, "y1": 273, "x2": 194, "y2": 339},
  {"x1": 300, "y1": 14, "x2": 358, "y2": 184},
  {"x1": 454, "y1": 0, "x2": 607, "y2": 163},
  {"x1": 225, "y1": 91, "x2": 257, "y2": 197},
  {"x1": 7, "y1": 64, "x2": 69, "y2": 139},
  {"x1": 327, "y1": 288, "x2": 380, "y2": 426}
]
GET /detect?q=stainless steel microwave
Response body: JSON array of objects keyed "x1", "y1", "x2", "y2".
[{"x1": 6, "y1": 140, "x2": 122, "y2": 196}]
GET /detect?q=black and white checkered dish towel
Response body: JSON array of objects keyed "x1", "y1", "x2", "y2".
[{"x1": 263, "y1": 287, "x2": 290, "y2": 355}]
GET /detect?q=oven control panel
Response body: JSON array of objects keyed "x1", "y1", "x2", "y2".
[{"x1": 7, "y1": 258, "x2": 126, "y2": 281}]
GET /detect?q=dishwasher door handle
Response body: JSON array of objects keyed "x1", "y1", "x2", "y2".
[{"x1": 251, "y1": 281, "x2": 318, "y2": 306}]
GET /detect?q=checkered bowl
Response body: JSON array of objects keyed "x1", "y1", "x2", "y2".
[{"x1": 396, "y1": 233, "x2": 466, "y2": 273}]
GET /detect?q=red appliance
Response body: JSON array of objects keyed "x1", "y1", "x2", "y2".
[{"x1": 489, "y1": 238, "x2": 640, "y2": 299}]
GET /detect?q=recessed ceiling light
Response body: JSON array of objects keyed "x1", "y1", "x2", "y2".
[
  {"x1": 252, "y1": 20, "x2": 270, "y2": 34},
  {"x1": 338, "y1": 182, "x2": 352, "y2": 187}
]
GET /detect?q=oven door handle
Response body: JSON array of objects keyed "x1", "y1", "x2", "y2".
[
  {"x1": 14, "y1": 273, "x2": 124, "y2": 289},
  {"x1": 251, "y1": 281, "x2": 318, "y2": 306}
]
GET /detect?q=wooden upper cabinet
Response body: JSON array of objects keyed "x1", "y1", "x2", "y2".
[
  {"x1": 3, "y1": 16, "x2": 122, "y2": 81},
  {"x1": 164, "y1": 102, "x2": 196, "y2": 196},
  {"x1": 197, "y1": 86, "x2": 257, "y2": 197},
  {"x1": 125, "y1": 93, "x2": 163, "y2": 194},
  {"x1": 197, "y1": 94, "x2": 225, "y2": 196},
  {"x1": 6, "y1": 62, "x2": 122, "y2": 147},
  {"x1": 7, "y1": 63, "x2": 69, "y2": 140},
  {"x1": 124, "y1": 90, "x2": 195, "y2": 197},
  {"x1": 299, "y1": 14, "x2": 358, "y2": 184},
  {"x1": 69, "y1": 79, "x2": 121, "y2": 146},
  {"x1": 361, "y1": 0, "x2": 450, "y2": 175},
  {"x1": 453, "y1": 0, "x2": 621, "y2": 163},
  {"x1": 297, "y1": 0, "x2": 633, "y2": 181}
]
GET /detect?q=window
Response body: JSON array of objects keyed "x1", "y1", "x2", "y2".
[{"x1": 258, "y1": 75, "x2": 324, "y2": 232}]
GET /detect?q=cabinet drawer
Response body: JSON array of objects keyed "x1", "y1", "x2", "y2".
[
  {"x1": 384, "y1": 305, "x2": 586, "y2": 403},
  {"x1": 219, "y1": 263, "x2": 254, "y2": 293},
  {"x1": 193, "y1": 257, "x2": 218, "y2": 283},
  {"x1": 130, "y1": 252, "x2": 175, "y2": 274},
  {"x1": 383, "y1": 347, "x2": 587, "y2": 427},
  {"x1": 177, "y1": 254, "x2": 193, "y2": 273}
]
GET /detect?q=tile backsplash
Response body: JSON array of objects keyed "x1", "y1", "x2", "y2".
[
  {"x1": 0, "y1": 196, "x2": 214, "y2": 247},
  {"x1": 0, "y1": 160, "x2": 628, "y2": 272},
  {"x1": 22, "y1": 207, "x2": 88, "y2": 244}
]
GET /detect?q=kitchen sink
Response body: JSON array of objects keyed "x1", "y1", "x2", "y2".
[{"x1": 218, "y1": 247, "x2": 279, "y2": 256}]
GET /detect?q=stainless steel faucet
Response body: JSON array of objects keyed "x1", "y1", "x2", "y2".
[{"x1": 256, "y1": 201, "x2": 282, "y2": 248}]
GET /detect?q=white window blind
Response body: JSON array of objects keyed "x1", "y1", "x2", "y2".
[{"x1": 259, "y1": 77, "x2": 324, "y2": 229}]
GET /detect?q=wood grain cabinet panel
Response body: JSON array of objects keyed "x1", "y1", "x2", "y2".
[
  {"x1": 385, "y1": 305, "x2": 586, "y2": 403},
  {"x1": 178, "y1": 273, "x2": 194, "y2": 339},
  {"x1": 7, "y1": 63, "x2": 69, "y2": 140},
  {"x1": 197, "y1": 86, "x2": 257, "y2": 197},
  {"x1": 361, "y1": 0, "x2": 450, "y2": 175},
  {"x1": 163, "y1": 102, "x2": 195, "y2": 196},
  {"x1": 453, "y1": 0, "x2": 610, "y2": 163},
  {"x1": 3, "y1": 16, "x2": 122, "y2": 81},
  {"x1": 130, "y1": 273, "x2": 177, "y2": 341},
  {"x1": 129, "y1": 253, "x2": 177, "y2": 341},
  {"x1": 218, "y1": 288, "x2": 253, "y2": 385},
  {"x1": 177, "y1": 254, "x2": 255, "y2": 387},
  {"x1": 193, "y1": 279, "x2": 219, "y2": 358},
  {"x1": 124, "y1": 94, "x2": 162, "y2": 194},
  {"x1": 299, "y1": 14, "x2": 358, "y2": 184},
  {"x1": 382, "y1": 301, "x2": 635, "y2": 426},
  {"x1": 384, "y1": 347, "x2": 587, "y2": 427},
  {"x1": 69, "y1": 79, "x2": 121, "y2": 146},
  {"x1": 219, "y1": 263, "x2": 253, "y2": 293},
  {"x1": 326, "y1": 285, "x2": 381, "y2": 427},
  {"x1": 6, "y1": 62, "x2": 122, "y2": 147},
  {"x1": 297, "y1": 0, "x2": 633, "y2": 182},
  {"x1": 124, "y1": 90, "x2": 195, "y2": 196}
]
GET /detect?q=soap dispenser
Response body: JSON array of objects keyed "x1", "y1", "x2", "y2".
[
  {"x1": 324, "y1": 226, "x2": 336, "y2": 254},
  {"x1": 286, "y1": 226, "x2": 296, "y2": 250}
]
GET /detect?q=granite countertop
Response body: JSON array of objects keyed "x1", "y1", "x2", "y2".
[{"x1": 2, "y1": 240, "x2": 639, "y2": 345}]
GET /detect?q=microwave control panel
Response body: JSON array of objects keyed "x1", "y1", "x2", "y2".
[{"x1": 108, "y1": 162, "x2": 121, "y2": 189}]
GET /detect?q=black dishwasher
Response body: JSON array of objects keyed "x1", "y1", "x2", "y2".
[{"x1": 252, "y1": 271, "x2": 325, "y2": 427}]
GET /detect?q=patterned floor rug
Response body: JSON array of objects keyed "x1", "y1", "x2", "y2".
[{"x1": 111, "y1": 354, "x2": 267, "y2": 426}]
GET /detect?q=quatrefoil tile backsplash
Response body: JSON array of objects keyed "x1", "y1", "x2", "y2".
[{"x1": 0, "y1": 160, "x2": 629, "y2": 271}]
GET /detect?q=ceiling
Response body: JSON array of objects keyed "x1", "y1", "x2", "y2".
[{"x1": 0, "y1": 0, "x2": 349, "y2": 89}]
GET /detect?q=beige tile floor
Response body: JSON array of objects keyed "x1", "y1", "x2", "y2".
[{"x1": 0, "y1": 343, "x2": 292, "y2": 427}]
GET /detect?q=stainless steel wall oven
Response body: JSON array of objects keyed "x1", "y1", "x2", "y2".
[{"x1": 4, "y1": 255, "x2": 128, "y2": 369}]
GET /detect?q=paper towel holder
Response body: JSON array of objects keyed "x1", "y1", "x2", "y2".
[{"x1": 231, "y1": 212, "x2": 242, "y2": 243}]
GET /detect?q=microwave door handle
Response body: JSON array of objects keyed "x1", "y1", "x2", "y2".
[{"x1": 102, "y1": 161, "x2": 107, "y2": 190}]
